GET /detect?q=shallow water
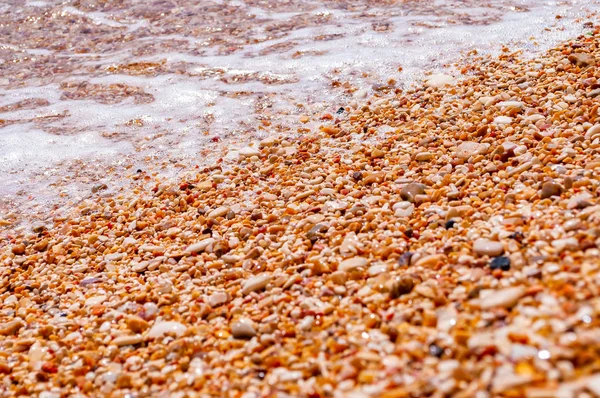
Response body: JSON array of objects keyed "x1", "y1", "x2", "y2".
[{"x1": 0, "y1": 0, "x2": 598, "y2": 224}]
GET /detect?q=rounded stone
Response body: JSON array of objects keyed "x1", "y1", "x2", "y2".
[{"x1": 473, "y1": 239, "x2": 504, "y2": 257}]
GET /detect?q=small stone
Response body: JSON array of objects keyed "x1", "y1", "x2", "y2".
[
  {"x1": 116, "y1": 373, "x2": 133, "y2": 389},
  {"x1": 394, "y1": 204, "x2": 414, "y2": 218},
  {"x1": 371, "y1": 148, "x2": 385, "y2": 158},
  {"x1": 567, "y1": 192, "x2": 593, "y2": 209},
  {"x1": 352, "y1": 171, "x2": 363, "y2": 181},
  {"x1": 425, "y1": 73, "x2": 455, "y2": 88},
  {"x1": 588, "y1": 88, "x2": 600, "y2": 98},
  {"x1": 400, "y1": 183, "x2": 426, "y2": 203},
  {"x1": 241, "y1": 273, "x2": 271, "y2": 295},
  {"x1": 415, "y1": 152, "x2": 433, "y2": 162},
  {"x1": 414, "y1": 254, "x2": 445, "y2": 267},
  {"x1": 126, "y1": 316, "x2": 149, "y2": 333},
  {"x1": 445, "y1": 219, "x2": 457, "y2": 229},
  {"x1": 338, "y1": 257, "x2": 368, "y2": 272},
  {"x1": 389, "y1": 276, "x2": 415, "y2": 298},
  {"x1": 91, "y1": 183, "x2": 108, "y2": 193},
  {"x1": 239, "y1": 146, "x2": 260, "y2": 158},
  {"x1": 299, "y1": 316, "x2": 314, "y2": 331},
  {"x1": 32, "y1": 223, "x2": 47, "y2": 233},
  {"x1": 112, "y1": 334, "x2": 143, "y2": 346},
  {"x1": 398, "y1": 252, "x2": 413, "y2": 267},
  {"x1": 568, "y1": 52, "x2": 596, "y2": 67},
  {"x1": 540, "y1": 181, "x2": 563, "y2": 199},
  {"x1": 493, "y1": 116, "x2": 513, "y2": 124},
  {"x1": 495, "y1": 101, "x2": 524, "y2": 108},
  {"x1": 148, "y1": 321, "x2": 187, "y2": 339},
  {"x1": 429, "y1": 343, "x2": 444, "y2": 358},
  {"x1": 208, "y1": 206, "x2": 230, "y2": 219},
  {"x1": 207, "y1": 291, "x2": 229, "y2": 307},
  {"x1": 456, "y1": 142, "x2": 489, "y2": 159},
  {"x1": 197, "y1": 180, "x2": 213, "y2": 191},
  {"x1": 490, "y1": 256, "x2": 510, "y2": 271},
  {"x1": 330, "y1": 271, "x2": 347, "y2": 285},
  {"x1": 231, "y1": 318, "x2": 256, "y2": 339},
  {"x1": 32, "y1": 239, "x2": 49, "y2": 252},
  {"x1": 11, "y1": 244, "x2": 25, "y2": 255},
  {"x1": 473, "y1": 239, "x2": 504, "y2": 257},
  {"x1": 306, "y1": 224, "x2": 327, "y2": 242},
  {"x1": 85, "y1": 295, "x2": 107, "y2": 307},
  {"x1": 185, "y1": 238, "x2": 215, "y2": 254},
  {"x1": 478, "y1": 286, "x2": 525, "y2": 309},
  {"x1": 363, "y1": 171, "x2": 385, "y2": 185},
  {"x1": 340, "y1": 232, "x2": 360, "y2": 256},
  {"x1": 0, "y1": 320, "x2": 24, "y2": 336},
  {"x1": 585, "y1": 124, "x2": 600, "y2": 140},
  {"x1": 551, "y1": 237, "x2": 579, "y2": 253}
]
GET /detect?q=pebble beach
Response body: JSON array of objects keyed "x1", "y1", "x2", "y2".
[{"x1": 3, "y1": 1, "x2": 600, "y2": 397}]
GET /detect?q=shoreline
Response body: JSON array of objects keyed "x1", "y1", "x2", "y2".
[
  {"x1": 1, "y1": 0, "x2": 597, "y2": 229},
  {"x1": 2, "y1": 11, "x2": 600, "y2": 398}
]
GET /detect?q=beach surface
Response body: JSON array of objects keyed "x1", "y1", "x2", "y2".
[{"x1": 2, "y1": 1, "x2": 600, "y2": 397}]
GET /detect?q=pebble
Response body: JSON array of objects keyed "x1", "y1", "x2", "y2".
[
  {"x1": 425, "y1": 73, "x2": 455, "y2": 88},
  {"x1": 11, "y1": 244, "x2": 25, "y2": 255},
  {"x1": 185, "y1": 238, "x2": 215, "y2": 254},
  {"x1": 85, "y1": 295, "x2": 107, "y2": 307},
  {"x1": 493, "y1": 116, "x2": 513, "y2": 124},
  {"x1": 495, "y1": 101, "x2": 524, "y2": 108},
  {"x1": 299, "y1": 316, "x2": 314, "y2": 331},
  {"x1": 585, "y1": 124, "x2": 600, "y2": 140},
  {"x1": 568, "y1": 52, "x2": 596, "y2": 67},
  {"x1": 148, "y1": 321, "x2": 187, "y2": 339},
  {"x1": 540, "y1": 181, "x2": 563, "y2": 199},
  {"x1": 112, "y1": 334, "x2": 143, "y2": 346},
  {"x1": 413, "y1": 254, "x2": 445, "y2": 267},
  {"x1": 456, "y1": 142, "x2": 488, "y2": 159},
  {"x1": 551, "y1": 237, "x2": 579, "y2": 253},
  {"x1": 363, "y1": 171, "x2": 385, "y2": 185},
  {"x1": 0, "y1": 319, "x2": 24, "y2": 336},
  {"x1": 400, "y1": 183, "x2": 426, "y2": 203},
  {"x1": 394, "y1": 204, "x2": 414, "y2": 218},
  {"x1": 208, "y1": 206, "x2": 230, "y2": 219},
  {"x1": 231, "y1": 318, "x2": 257, "y2": 339},
  {"x1": 207, "y1": 291, "x2": 229, "y2": 307},
  {"x1": 389, "y1": 276, "x2": 415, "y2": 299},
  {"x1": 241, "y1": 273, "x2": 271, "y2": 295},
  {"x1": 490, "y1": 256, "x2": 510, "y2": 271},
  {"x1": 126, "y1": 316, "x2": 149, "y2": 333},
  {"x1": 567, "y1": 192, "x2": 593, "y2": 210},
  {"x1": 415, "y1": 152, "x2": 433, "y2": 162},
  {"x1": 239, "y1": 146, "x2": 260, "y2": 158},
  {"x1": 478, "y1": 286, "x2": 525, "y2": 309},
  {"x1": 338, "y1": 256, "x2": 368, "y2": 271},
  {"x1": 340, "y1": 232, "x2": 360, "y2": 256},
  {"x1": 473, "y1": 239, "x2": 504, "y2": 257}
]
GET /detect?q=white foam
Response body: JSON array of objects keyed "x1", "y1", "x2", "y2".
[{"x1": 0, "y1": 0, "x2": 597, "y2": 222}]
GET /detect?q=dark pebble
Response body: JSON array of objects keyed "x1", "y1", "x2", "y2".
[
  {"x1": 352, "y1": 171, "x2": 363, "y2": 181},
  {"x1": 429, "y1": 343, "x2": 444, "y2": 358},
  {"x1": 398, "y1": 251, "x2": 413, "y2": 267},
  {"x1": 389, "y1": 275, "x2": 415, "y2": 299},
  {"x1": 508, "y1": 232, "x2": 524, "y2": 241},
  {"x1": 336, "y1": 107, "x2": 345, "y2": 114},
  {"x1": 490, "y1": 256, "x2": 510, "y2": 271},
  {"x1": 307, "y1": 224, "x2": 327, "y2": 242},
  {"x1": 445, "y1": 219, "x2": 457, "y2": 229}
]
